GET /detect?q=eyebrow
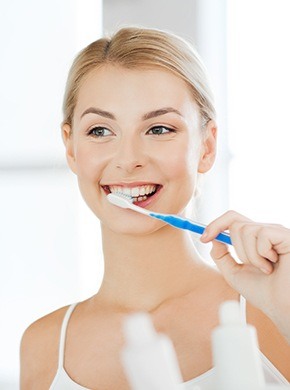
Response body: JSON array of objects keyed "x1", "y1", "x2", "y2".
[
  {"x1": 142, "y1": 107, "x2": 183, "y2": 120},
  {"x1": 80, "y1": 106, "x2": 183, "y2": 121},
  {"x1": 80, "y1": 107, "x2": 116, "y2": 120}
]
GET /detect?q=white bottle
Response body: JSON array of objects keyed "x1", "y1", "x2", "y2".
[
  {"x1": 121, "y1": 312, "x2": 183, "y2": 390},
  {"x1": 212, "y1": 300, "x2": 266, "y2": 390}
]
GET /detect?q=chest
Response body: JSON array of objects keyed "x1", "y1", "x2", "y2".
[{"x1": 62, "y1": 310, "x2": 216, "y2": 389}]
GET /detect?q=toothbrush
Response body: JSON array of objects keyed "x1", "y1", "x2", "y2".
[{"x1": 107, "y1": 193, "x2": 232, "y2": 245}]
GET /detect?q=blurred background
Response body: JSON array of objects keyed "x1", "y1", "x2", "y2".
[{"x1": 1, "y1": 0, "x2": 290, "y2": 388}]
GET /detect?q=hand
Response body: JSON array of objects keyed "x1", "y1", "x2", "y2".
[{"x1": 201, "y1": 211, "x2": 290, "y2": 343}]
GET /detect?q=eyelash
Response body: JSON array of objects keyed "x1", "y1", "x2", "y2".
[
  {"x1": 147, "y1": 125, "x2": 176, "y2": 135},
  {"x1": 87, "y1": 126, "x2": 113, "y2": 137},
  {"x1": 86, "y1": 125, "x2": 176, "y2": 137}
]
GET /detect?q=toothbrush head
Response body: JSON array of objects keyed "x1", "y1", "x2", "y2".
[
  {"x1": 107, "y1": 193, "x2": 134, "y2": 209},
  {"x1": 107, "y1": 192, "x2": 150, "y2": 216}
]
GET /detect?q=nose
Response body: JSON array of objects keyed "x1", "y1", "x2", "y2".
[{"x1": 114, "y1": 136, "x2": 147, "y2": 173}]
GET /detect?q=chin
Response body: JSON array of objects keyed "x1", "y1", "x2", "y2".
[{"x1": 104, "y1": 217, "x2": 165, "y2": 236}]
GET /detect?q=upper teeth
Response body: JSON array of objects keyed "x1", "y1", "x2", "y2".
[{"x1": 109, "y1": 185, "x2": 157, "y2": 198}]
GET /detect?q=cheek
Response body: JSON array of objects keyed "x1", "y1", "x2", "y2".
[
  {"x1": 164, "y1": 141, "x2": 201, "y2": 211},
  {"x1": 160, "y1": 140, "x2": 200, "y2": 181},
  {"x1": 73, "y1": 145, "x2": 109, "y2": 217},
  {"x1": 74, "y1": 144, "x2": 106, "y2": 181}
]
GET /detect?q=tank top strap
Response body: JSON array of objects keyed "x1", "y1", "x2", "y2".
[
  {"x1": 57, "y1": 302, "x2": 78, "y2": 368},
  {"x1": 239, "y1": 295, "x2": 247, "y2": 324}
]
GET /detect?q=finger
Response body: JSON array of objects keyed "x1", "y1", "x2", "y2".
[
  {"x1": 210, "y1": 241, "x2": 242, "y2": 288},
  {"x1": 241, "y1": 225, "x2": 274, "y2": 274},
  {"x1": 256, "y1": 229, "x2": 279, "y2": 263},
  {"x1": 257, "y1": 225, "x2": 290, "y2": 257},
  {"x1": 201, "y1": 210, "x2": 251, "y2": 243},
  {"x1": 201, "y1": 211, "x2": 250, "y2": 265},
  {"x1": 210, "y1": 241, "x2": 270, "y2": 301},
  {"x1": 229, "y1": 223, "x2": 250, "y2": 265}
]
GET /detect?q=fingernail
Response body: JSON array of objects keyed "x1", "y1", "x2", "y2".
[
  {"x1": 260, "y1": 267, "x2": 271, "y2": 274},
  {"x1": 201, "y1": 231, "x2": 208, "y2": 241}
]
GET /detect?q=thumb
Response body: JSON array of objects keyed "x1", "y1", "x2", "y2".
[
  {"x1": 211, "y1": 240, "x2": 242, "y2": 288},
  {"x1": 211, "y1": 241, "x2": 270, "y2": 311}
]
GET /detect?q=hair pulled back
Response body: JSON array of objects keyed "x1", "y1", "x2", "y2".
[{"x1": 62, "y1": 27, "x2": 216, "y2": 128}]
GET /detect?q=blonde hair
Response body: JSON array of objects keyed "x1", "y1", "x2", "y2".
[{"x1": 62, "y1": 27, "x2": 216, "y2": 127}]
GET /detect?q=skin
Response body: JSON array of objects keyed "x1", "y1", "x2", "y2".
[
  {"x1": 20, "y1": 65, "x2": 290, "y2": 389},
  {"x1": 202, "y1": 213, "x2": 290, "y2": 344}
]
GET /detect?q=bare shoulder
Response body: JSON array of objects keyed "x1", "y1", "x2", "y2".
[
  {"x1": 248, "y1": 303, "x2": 290, "y2": 381},
  {"x1": 20, "y1": 305, "x2": 70, "y2": 390}
]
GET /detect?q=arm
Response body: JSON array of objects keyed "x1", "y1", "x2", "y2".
[{"x1": 201, "y1": 211, "x2": 290, "y2": 344}]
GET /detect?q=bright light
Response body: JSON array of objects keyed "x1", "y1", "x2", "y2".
[{"x1": 227, "y1": 0, "x2": 290, "y2": 225}]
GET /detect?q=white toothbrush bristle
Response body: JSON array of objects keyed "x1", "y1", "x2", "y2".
[
  {"x1": 107, "y1": 192, "x2": 150, "y2": 216},
  {"x1": 107, "y1": 193, "x2": 134, "y2": 209},
  {"x1": 114, "y1": 192, "x2": 134, "y2": 202}
]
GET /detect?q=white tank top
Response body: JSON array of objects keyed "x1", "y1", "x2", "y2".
[{"x1": 49, "y1": 297, "x2": 289, "y2": 389}]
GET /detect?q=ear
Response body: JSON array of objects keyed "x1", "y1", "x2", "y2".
[
  {"x1": 198, "y1": 120, "x2": 217, "y2": 173},
  {"x1": 62, "y1": 123, "x2": 77, "y2": 174}
]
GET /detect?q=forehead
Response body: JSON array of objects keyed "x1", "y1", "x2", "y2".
[{"x1": 74, "y1": 65, "x2": 199, "y2": 119}]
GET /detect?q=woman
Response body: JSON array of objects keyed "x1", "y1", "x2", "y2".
[{"x1": 20, "y1": 27, "x2": 290, "y2": 389}]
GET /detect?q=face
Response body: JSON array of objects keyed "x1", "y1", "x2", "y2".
[{"x1": 63, "y1": 65, "x2": 216, "y2": 235}]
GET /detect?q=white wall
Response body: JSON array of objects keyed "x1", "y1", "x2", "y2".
[
  {"x1": 103, "y1": 0, "x2": 196, "y2": 40},
  {"x1": 227, "y1": 0, "x2": 290, "y2": 226},
  {"x1": 0, "y1": 1, "x2": 102, "y2": 388}
]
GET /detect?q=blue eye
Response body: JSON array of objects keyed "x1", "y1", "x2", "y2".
[
  {"x1": 147, "y1": 126, "x2": 175, "y2": 135},
  {"x1": 87, "y1": 126, "x2": 113, "y2": 137}
]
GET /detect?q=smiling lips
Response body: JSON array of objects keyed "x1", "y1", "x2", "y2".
[{"x1": 103, "y1": 184, "x2": 160, "y2": 202}]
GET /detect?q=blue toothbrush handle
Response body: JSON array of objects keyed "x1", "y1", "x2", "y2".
[
  {"x1": 178, "y1": 218, "x2": 232, "y2": 245},
  {"x1": 150, "y1": 213, "x2": 232, "y2": 246}
]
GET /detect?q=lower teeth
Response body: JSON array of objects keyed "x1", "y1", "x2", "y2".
[
  {"x1": 133, "y1": 195, "x2": 147, "y2": 202},
  {"x1": 133, "y1": 189, "x2": 158, "y2": 202}
]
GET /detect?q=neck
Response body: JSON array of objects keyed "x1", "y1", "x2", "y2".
[{"x1": 97, "y1": 225, "x2": 208, "y2": 312}]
